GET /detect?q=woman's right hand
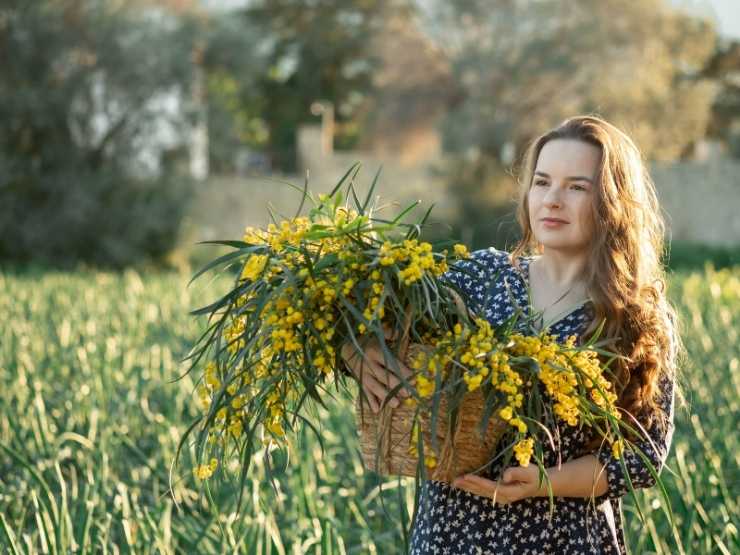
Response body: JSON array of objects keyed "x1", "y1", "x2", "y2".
[{"x1": 340, "y1": 329, "x2": 415, "y2": 414}]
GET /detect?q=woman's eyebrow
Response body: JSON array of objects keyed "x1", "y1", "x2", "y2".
[{"x1": 534, "y1": 171, "x2": 594, "y2": 184}]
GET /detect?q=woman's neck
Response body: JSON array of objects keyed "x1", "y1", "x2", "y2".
[{"x1": 531, "y1": 249, "x2": 589, "y2": 293}]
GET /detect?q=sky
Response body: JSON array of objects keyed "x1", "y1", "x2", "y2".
[
  {"x1": 200, "y1": 0, "x2": 740, "y2": 40},
  {"x1": 672, "y1": 0, "x2": 740, "y2": 38}
]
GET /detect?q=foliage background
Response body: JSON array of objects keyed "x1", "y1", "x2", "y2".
[
  {"x1": 0, "y1": 266, "x2": 737, "y2": 553},
  {"x1": 4, "y1": 0, "x2": 740, "y2": 268},
  {"x1": 2, "y1": 0, "x2": 739, "y2": 552}
]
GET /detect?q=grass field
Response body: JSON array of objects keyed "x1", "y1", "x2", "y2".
[{"x1": 0, "y1": 264, "x2": 737, "y2": 554}]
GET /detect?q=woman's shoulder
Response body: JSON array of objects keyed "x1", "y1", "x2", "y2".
[
  {"x1": 458, "y1": 247, "x2": 519, "y2": 273},
  {"x1": 444, "y1": 247, "x2": 530, "y2": 310},
  {"x1": 447, "y1": 247, "x2": 523, "y2": 285}
]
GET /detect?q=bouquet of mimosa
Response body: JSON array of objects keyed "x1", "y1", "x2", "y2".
[{"x1": 179, "y1": 163, "x2": 664, "y2": 516}]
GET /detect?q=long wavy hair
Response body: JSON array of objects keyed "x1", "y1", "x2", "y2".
[{"x1": 510, "y1": 115, "x2": 684, "y2": 433}]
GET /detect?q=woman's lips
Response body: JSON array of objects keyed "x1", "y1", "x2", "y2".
[{"x1": 541, "y1": 218, "x2": 568, "y2": 227}]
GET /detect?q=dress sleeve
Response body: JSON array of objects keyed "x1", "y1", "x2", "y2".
[
  {"x1": 594, "y1": 368, "x2": 676, "y2": 501},
  {"x1": 442, "y1": 248, "x2": 505, "y2": 314}
]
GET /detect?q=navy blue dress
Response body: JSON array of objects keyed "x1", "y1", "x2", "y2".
[{"x1": 408, "y1": 248, "x2": 676, "y2": 555}]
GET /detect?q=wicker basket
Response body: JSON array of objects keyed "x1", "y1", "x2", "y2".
[{"x1": 354, "y1": 342, "x2": 508, "y2": 483}]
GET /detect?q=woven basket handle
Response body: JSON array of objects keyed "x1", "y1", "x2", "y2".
[
  {"x1": 397, "y1": 304, "x2": 413, "y2": 363},
  {"x1": 397, "y1": 286, "x2": 466, "y2": 360}
]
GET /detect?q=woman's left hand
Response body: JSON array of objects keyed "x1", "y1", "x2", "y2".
[{"x1": 451, "y1": 465, "x2": 546, "y2": 505}]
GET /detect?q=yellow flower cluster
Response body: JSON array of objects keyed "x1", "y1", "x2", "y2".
[
  {"x1": 244, "y1": 217, "x2": 311, "y2": 254},
  {"x1": 611, "y1": 438, "x2": 625, "y2": 460},
  {"x1": 295, "y1": 274, "x2": 339, "y2": 373},
  {"x1": 261, "y1": 288, "x2": 305, "y2": 353},
  {"x1": 404, "y1": 318, "x2": 522, "y2": 462},
  {"x1": 223, "y1": 314, "x2": 247, "y2": 355},
  {"x1": 378, "y1": 239, "x2": 453, "y2": 285},
  {"x1": 198, "y1": 206, "x2": 386, "y2": 468},
  {"x1": 239, "y1": 253, "x2": 269, "y2": 282},
  {"x1": 513, "y1": 438, "x2": 535, "y2": 467},
  {"x1": 405, "y1": 315, "x2": 498, "y2": 401},
  {"x1": 502, "y1": 333, "x2": 620, "y2": 466},
  {"x1": 196, "y1": 345, "x2": 300, "y2": 461},
  {"x1": 508, "y1": 333, "x2": 619, "y2": 425},
  {"x1": 243, "y1": 226, "x2": 270, "y2": 245},
  {"x1": 407, "y1": 338, "x2": 454, "y2": 400},
  {"x1": 457, "y1": 319, "x2": 495, "y2": 390},
  {"x1": 262, "y1": 390, "x2": 287, "y2": 439},
  {"x1": 198, "y1": 361, "x2": 244, "y2": 442},
  {"x1": 193, "y1": 458, "x2": 218, "y2": 480},
  {"x1": 196, "y1": 361, "x2": 219, "y2": 410},
  {"x1": 510, "y1": 334, "x2": 581, "y2": 425},
  {"x1": 453, "y1": 244, "x2": 470, "y2": 258},
  {"x1": 403, "y1": 326, "x2": 621, "y2": 469},
  {"x1": 407, "y1": 419, "x2": 438, "y2": 469},
  {"x1": 352, "y1": 266, "x2": 386, "y2": 334},
  {"x1": 576, "y1": 351, "x2": 619, "y2": 412}
]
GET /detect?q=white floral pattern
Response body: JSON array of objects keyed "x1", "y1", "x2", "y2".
[{"x1": 408, "y1": 248, "x2": 675, "y2": 555}]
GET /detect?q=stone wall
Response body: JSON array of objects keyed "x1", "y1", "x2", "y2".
[
  {"x1": 191, "y1": 164, "x2": 456, "y2": 243},
  {"x1": 191, "y1": 131, "x2": 740, "y2": 248},
  {"x1": 651, "y1": 159, "x2": 740, "y2": 247}
]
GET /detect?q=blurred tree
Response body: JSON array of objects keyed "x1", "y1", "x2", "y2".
[
  {"x1": 428, "y1": 0, "x2": 718, "y2": 162},
  {"x1": 200, "y1": 11, "x2": 270, "y2": 174},
  {"x1": 243, "y1": 0, "x2": 411, "y2": 171},
  {"x1": 354, "y1": 9, "x2": 463, "y2": 165},
  {"x1": 417, "y1": 0, "x2": 719, "y2": 249},
  {"x1": 700, "y1": 40, "x2": 740, "y2": 158},
  {"x1": 0, "y1": 0, "x2": 196, "y2": 267}
]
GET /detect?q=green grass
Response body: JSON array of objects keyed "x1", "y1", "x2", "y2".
[{"x1": 0, "y1": 264, "x2": 737, "y2": 553}]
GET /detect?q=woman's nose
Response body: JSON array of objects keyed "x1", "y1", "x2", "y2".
[{"x1": 543, "y1": 185, "x2": 562, "y2": 207}]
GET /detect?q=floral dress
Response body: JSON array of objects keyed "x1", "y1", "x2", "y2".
[{"x1": 408, "y1": 248, "x2": 676, "y2": 555}]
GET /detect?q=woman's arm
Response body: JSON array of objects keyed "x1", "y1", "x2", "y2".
[
  {"x1": 452, "y1": 454, "x2": 609, "y2": 503},
  {"x1": 453, "y1": 370, "x2": 675, "y2": 504},
  {"x1": 535, "y1": 454, "x2": 609, "y2": 498}
]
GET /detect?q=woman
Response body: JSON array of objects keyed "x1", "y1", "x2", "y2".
[{"x1": 341, "y1": 115, "x2": 682, "y2": 554}]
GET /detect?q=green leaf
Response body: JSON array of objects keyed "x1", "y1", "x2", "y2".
[
  {"x1": 0, "y1": 513, "x2": 21, "y2": 555},
  {"x1": 328, "y1": 162, "x2": 361, "y2": 199},
  {"x1": 293, "y1": 171, "x2": 310, "y2": 219},
  {"x1": 362, "y1": 165, "x2": 383, "y2": 214},
  {"x1": 188, "y1": 247, "x2": 260, "y2": 287}
]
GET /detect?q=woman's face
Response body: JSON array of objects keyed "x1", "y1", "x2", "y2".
[{"x1": 528, "y1": 138, "x2": 601, "y2": 254}]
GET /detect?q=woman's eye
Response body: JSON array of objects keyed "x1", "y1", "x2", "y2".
[
  {"x1": 571, "y1": 184, "x2": 587, "y2": 191},
  {"x1": 534, "y1": 180, "x2": 548, "y2": 186}
]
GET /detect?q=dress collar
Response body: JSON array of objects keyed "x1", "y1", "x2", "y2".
[{"x1": 512, "y1": 253, "x2": 593, "y2": 332}]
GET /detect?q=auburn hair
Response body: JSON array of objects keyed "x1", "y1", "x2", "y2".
[{"x1": 510, "y1": 115, "x2": 684, "y2": 434}]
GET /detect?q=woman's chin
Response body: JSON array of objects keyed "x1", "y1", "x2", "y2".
[{"x1": 534, "y1": 238, "x2": 588, "y2": 252}]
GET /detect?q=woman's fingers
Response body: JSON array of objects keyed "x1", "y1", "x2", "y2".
[
  {"x1": 384, "y1": 363, "x2": 413, "y2": 398},
  {"x1": 352, "y1": 363, "x2": 382, "y2": 412},
  {"x1": 359, "y1": 370, "x2": 400, "y2": 412},
  {"x1": 341, "y1": 341, "x2": 377, "y2": 379},
  {"x1": 359, "y1": 386, "x2": 380, "y2": 414},
  {"x1": 365, "y1": 349, "x2": 412, "y2": 398},
  {"x1": 341, "y1": 339, "x2": 415, "y2": 406},
  {"x1": 358, "y1": 358, "x2": 402, "y2": 409},
  {"x1": 340, "y1": 340, "x2": 366, "y2": 367}
]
